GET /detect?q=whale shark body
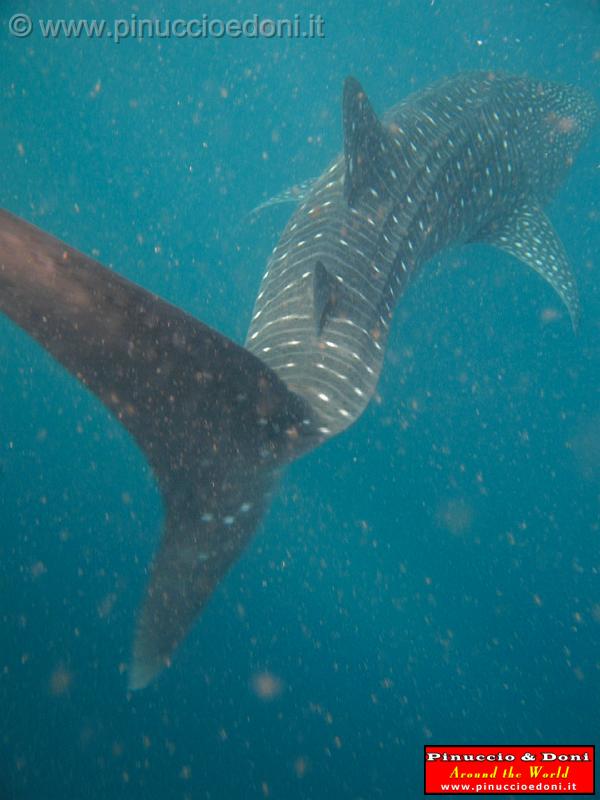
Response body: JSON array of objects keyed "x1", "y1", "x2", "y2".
[{"x1": 0, "y1": 72, "x2": 596, "y2": 688}]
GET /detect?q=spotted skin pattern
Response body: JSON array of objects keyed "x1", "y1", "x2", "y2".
[
  {"x1": 246, "y1": 72, "x2": 597, "y2": 433},
  {"x1": 0, "y1": 72, "x2": 595, "y2": 688}
]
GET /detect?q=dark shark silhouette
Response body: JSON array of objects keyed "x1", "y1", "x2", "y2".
[{"x1": 0, "y1": 72, "x2": 596, "y2": 689}]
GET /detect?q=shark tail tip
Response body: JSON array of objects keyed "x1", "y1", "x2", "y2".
[{"x1": 128, "y1": 651, "x2": 171, "y2": 691}]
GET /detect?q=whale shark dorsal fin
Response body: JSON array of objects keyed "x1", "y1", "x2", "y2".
[
  {"x1": 0, "y1": 209, "x2": 317, "y2": 688},
  {"x1": 478, "y1": 200, "x2": 580, "y2": 330},
  {"x1": 313, "y1": 260, "x2": 342, "y2": 336},
  {"x1": 343, "y1": 76, "x2": 390, "y2": 206}
]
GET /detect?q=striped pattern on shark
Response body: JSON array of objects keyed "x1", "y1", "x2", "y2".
[
  {"x1": 246, "y1": 73, "x2": 596, "y2": 435},
  {"x1": 0, "y1": 71, "x2": 596, "y2": 689}
]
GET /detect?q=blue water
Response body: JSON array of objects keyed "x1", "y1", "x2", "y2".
[{"x1": 1, "y1": 1, "x2": 599, "y2": 797}]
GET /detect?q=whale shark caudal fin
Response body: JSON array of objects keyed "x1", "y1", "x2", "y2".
[{"x1": 0, "y1": 209, "x2": 318, "y2": 689}]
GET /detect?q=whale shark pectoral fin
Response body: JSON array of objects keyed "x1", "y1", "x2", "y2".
[
  {"x1": 477, "y1": 201, "x2": 580, "y2": 330},
  {"x1": 343, "y1": 76, "x2": 394, "y2": 206},
  {"x1": 0, "y1": 208, "x2": 317, "y2": 687},
  {"x1": 249, "y1": 177, "x2": 318, "y2": 217}
]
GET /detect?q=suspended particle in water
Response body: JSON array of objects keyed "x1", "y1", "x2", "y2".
[
  {"x1": 250, "y1": 670, "x2": 284, "y2": 701},
  {"x1": 436, "y1": 497, "x2": 474, "y2": 535},
  {"x1": 49, "y1": 664, "x2": 73, "y2": 695}
]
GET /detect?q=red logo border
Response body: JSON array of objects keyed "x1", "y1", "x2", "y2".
[{"x1": 424, "y1": 744, "x2": 596, "y2": 796}]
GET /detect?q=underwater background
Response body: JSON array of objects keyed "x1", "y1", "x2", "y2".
[{"x1": 1, "y1": 0, "x2": 599, "y2": 797}]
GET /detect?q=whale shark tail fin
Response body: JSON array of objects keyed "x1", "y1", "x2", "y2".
[{"x1": 0, "y1": 209, "x2": 317, "y2": 688}]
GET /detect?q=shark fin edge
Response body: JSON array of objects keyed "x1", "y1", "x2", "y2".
[
  {"x1": 313, "y1": 260, "x2": 343, "y2": 335},
  {"x1": 343, "y1": 77, "x2": 388, "y2": 205},
  {"x1": 476, "y1": 201, "x2": 580, "y2": 330},
  {"x1": 128, "y1": 651, "x2": 170, "y2": 692},
  {"x1": 250, "y1": 177, "x2": 318, "y2": 217},
  {"x1": 0, "y1": 208, "x2": 318, "y2": 688},
  {"x1": 342, "y1": 76, "x2": 412, "y2": 208}
]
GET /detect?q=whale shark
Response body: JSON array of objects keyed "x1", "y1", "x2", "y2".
[{"x1": 0, "y1": 72, "x2": 596, "y2": 689}]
